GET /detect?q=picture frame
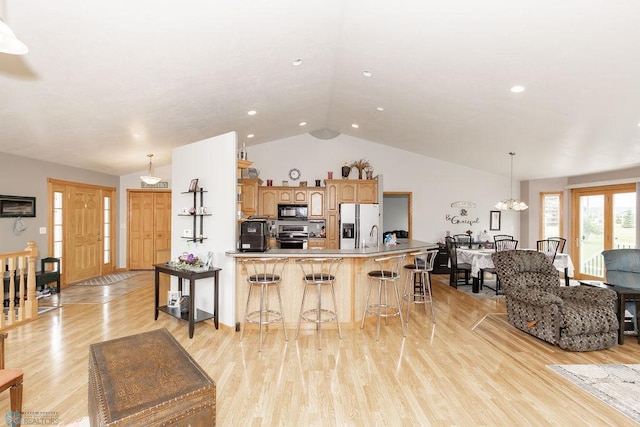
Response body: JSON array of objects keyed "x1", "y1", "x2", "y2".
[
  {"x1": 167, "y1": 291, "x2": 181, "y2": 308},
  {"x1": 490, "y1": 210, "x2": 501, "y2": 231},
  {"x1": 188, "y1": 178, "x2": 199, "y2": 192},
  {"x1": 0, "y1": 195, "x2": 36, "y2": 218}
]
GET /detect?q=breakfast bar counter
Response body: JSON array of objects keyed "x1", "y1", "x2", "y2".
[{"x1": 226, "y1": 240, "x2": 438, "y2": 328}]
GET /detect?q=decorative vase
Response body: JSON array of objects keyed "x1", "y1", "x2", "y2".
[
  {"x1": 366, "y1": 170, "x2": 373, "y2": 179},
  {"x1": 342, "y1": 166, "x2": 351, "y2": 179}
]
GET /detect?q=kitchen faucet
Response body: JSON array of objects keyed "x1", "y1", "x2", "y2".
[{"x1": 369, "y1": 224, "x2": 379, "y2": 247}]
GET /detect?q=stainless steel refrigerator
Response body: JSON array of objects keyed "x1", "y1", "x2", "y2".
[{"x1": 339, "y1": 203, "x2": 380, "y2": 249}]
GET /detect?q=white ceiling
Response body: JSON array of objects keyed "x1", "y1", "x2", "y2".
[{"x1": 1, "y1": 0, "x2": 639, "y2": 180}]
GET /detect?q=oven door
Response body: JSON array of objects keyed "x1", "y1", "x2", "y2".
[{"x1": 277, "y1": 239, "x2": 308, "y2": 249}]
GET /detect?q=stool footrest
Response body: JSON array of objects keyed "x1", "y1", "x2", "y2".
[
  {"x1": 301, "y1": 308, "x2": 337, "y2": 324},
  {"x1": 245, "y1": 309, "x2": 284, "y2": 325},
  {"x1": 364, "y1": 304, "x2": 401, "y2": 318}
]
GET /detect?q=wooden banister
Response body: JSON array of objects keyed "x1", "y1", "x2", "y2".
[{"x1": 1, "y1": 241, "x2": 39, "y2": 329}]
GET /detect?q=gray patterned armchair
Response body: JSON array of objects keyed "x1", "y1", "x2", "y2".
[{"x1": 492, "y1": 250, "x2": 619, "y2": 351}]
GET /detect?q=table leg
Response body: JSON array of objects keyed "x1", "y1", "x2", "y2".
[
  {"x1": 189, "y1": 279, "x2": 195, "y2": 339},
  {"x1": 618, "y1": 294, "x2": 625, "y2": 345},
  {"x1": 214, "y1": 271, "x2": 219, "y2": 329},
  {"x1": 154, "y1": 269, "x2": 160, "y2": 320},
  {"x1": 472, "y1": 276, "x2": 480, "y2": 293},
  {"x1": 564, "y1": 267, "x2": 570, "y2": 287}
]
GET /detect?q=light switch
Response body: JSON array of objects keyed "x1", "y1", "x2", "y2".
[{"x1": 39, "y1": 227, "x2": 47, "y2": 234}]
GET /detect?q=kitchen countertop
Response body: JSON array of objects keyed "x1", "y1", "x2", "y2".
[{"x1": 226, "y1": 239, "x2": 438, "y2": 258}]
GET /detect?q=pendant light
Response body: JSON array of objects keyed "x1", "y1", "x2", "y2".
[
  {"x1": 495, "y1": 152, "x2": 528, "y2": 211},
  {"x1": 0, "y1": 18, "x2": 28, "y2": 55},
  {"x1": 140, "y1": 154, "x2": 161, "y2": 185}
]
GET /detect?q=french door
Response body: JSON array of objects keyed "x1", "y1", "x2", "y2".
[{"x1": 571, "y1": 183, "x2": 636, "y2": 280}]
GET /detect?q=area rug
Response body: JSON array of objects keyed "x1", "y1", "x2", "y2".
[
  {"x1": 73, "y1": 272, "x2": 140, "y2": 286},
  {"x1": 548, "y1": 364, "x2": 640, "y2": 423}
]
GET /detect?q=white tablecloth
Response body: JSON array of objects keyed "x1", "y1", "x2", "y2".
[{"x1": 455, "y1": 248, "x2": 574, "y2": 278}]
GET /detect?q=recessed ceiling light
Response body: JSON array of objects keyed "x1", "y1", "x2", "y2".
[
  {"x1": 510, "y1": 85, "x2": 525, "y2": 93},
  {"x1": 248, "y1": 110, "x2": 257, "y2": 116},
  {"x1": 247, "y1": 134, "x2": 254, "y2": 138},
  {"x1": 352, "y1": 123, "x2": 359, "y2": 129},
  {"x1": 376, "y1": 106, "x2": 384, "y2": 112},
  {"x1": 299, "y1": 121, "x2": 307, "y2": 126},
  {"x1": 362, "y1": 70, "x2": 372, "y2": 77},
  {"x1": 292, "y1": 58, "x2": 303, "y2": 66}
]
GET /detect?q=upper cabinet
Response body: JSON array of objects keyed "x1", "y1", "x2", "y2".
[
  {"x1": 241, "y1": 178, "x2": 259, "y2": 218},
  {"x1": 308, "y1": 190, "x2": 325, "y2": 219}
]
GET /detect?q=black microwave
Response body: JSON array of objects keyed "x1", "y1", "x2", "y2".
[{"x1": 277, "y1": 204, "x2": 308, "y2": 221}]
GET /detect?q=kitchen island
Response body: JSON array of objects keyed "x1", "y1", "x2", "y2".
[{"x1": 226, "y1": 240, "x2": 438, "y2": 329}]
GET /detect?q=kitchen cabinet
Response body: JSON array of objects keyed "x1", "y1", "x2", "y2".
[
  {"x1": 241, "y1": 178, "x2": 259, "y2": 217},
  {"x1": 308, "y1": 190, "x2": 325, "y2": 219},
  {"x1": 293, "y1": 189, "x2": 307, "y2": 203},
  {"x1": 237, "y1": 159, "x2": 252, "y2": 220},
  {"x1": 308, "y1": 239, "x2": 326, "y2": 249},
  {"x1": 259, "y1": 188, "x2": 278, "y2": 218},
  {"x1": 326, "y1": 212, "x2": 339, "y2": 249},
  {"x1": 278, "y1": 189, "x2": 293, "y2": 203}
]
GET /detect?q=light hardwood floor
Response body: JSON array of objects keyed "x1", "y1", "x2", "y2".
[{"x1": 2, "y1": 272, "x2": 639, "y2": 426}]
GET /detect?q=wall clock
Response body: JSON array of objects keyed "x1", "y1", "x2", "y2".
[{"x1": 289, "y1": 168, "x2": 301, "y2": 180}]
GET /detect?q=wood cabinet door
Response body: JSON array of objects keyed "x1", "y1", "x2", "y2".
[
  {"x1": 259, "y1": 188, "x2": 277, "y2": 218},
  {"x1": 326, "y1": 212, "x2": 339, "y2": 249},
  {"x1": 309, "y1": 190, "x2": 325, "y2": 218},
  {"x1": 293, "y1": 189, "x2": 307, "y2": 203},
  {"x1": 357, "y1": 181, "x2": 378, "y2": 203},
  {"x1": 326, "y1": 181, "x2": 339, "y2": 211},
  {"x1": 340, "y1": 182, "x2": 358, "y2": 203},
  {"x1": 241, "y1": 179, "x2": 259, "y2": 217},
  {"x1": 278, "y1": 189, "x2": 293, "y2": 203}
]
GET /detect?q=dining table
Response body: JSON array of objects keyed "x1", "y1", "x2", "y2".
[{"x1": 455, "y1": 248, "x2": 575, "y2": 293}]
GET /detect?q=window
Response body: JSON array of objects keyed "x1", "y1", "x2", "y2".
[{"x1": 540, "y1": 192, "x2": 563, "y2": 239}]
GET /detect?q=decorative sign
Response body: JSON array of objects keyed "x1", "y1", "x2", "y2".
[
  {"x1": 141, "y1": 181, "x2": 169, "y2": 188},
  {"x1": 450, "y1": 201, "x2": 477, "y2": 208}
]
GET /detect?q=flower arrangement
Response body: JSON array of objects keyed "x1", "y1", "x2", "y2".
[
  {"x1": 350, "y1": 159, "x2": 372, "y2": 179},
  {"x1": 168, "y1": 252, "x2": 205, "y2": 271}
]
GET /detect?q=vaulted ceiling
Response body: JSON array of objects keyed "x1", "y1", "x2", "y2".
[{"x1": 1, "y1": 0, "x2": 639, "y2": 180}]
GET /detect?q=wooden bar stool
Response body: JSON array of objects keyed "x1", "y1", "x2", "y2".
[
  {"x1": 361, "y1": 254, "x2": 406, "y2": 341},
  {"x1": 402, "y1": 249, "x2": 438, "y2": 324},
  {"x1": 294, "y1": 258, "x2": 343, "y2": 350},
  {"x1": 239, "y1": 257, "x2": 289, "y2": 352},
  {"x1": 0, "y1": 333, "x2": 23, "y2": 424}
]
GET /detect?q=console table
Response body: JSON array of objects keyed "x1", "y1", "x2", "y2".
[
  {"x1": 580, "y1": 280, "x2": 640, "y2": 345},
  {"x1": 154, "y1": 263, "x2": 221, "y2": 338}
]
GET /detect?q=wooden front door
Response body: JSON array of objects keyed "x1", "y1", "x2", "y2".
[{"x1": 67, "y1": 185, "x2": 102, "y2": 282}]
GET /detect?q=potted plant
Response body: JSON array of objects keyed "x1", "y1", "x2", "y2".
[{"x1": 350, "y1": 159, "x2": 371, "y2": 179}]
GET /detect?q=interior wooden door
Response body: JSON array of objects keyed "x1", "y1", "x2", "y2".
[
  {"x1": 153, "y1": 192, "x2": 172, "y2": 256},
  {"x1": 128, "y1": 192, "x2": 155, "y2": 269},
  {"x1": 128, "y1": 190, "x2": 172, "y2": 270},
  {"x1": 66, "y1": 185, "x2": 102, "y2": 282}
]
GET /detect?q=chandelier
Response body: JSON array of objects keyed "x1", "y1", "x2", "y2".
[
  {"x1": 140, "y1": 154, "x2": 162, "y2": 185},
  {"x1": 495, "y1": 152, "x2": 528, "y2": 211}
]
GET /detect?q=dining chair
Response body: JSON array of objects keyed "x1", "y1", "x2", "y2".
[
  {"x1": 0, "y1": 333, "x2": 23, "y2": 419},
  {"x1": 481, "y1": 239, "x2": 519, "y2": 294},
  {"x1": 548, "y1": 237, "x2": 567, "y2": 253},
  {"x1": 445, "y1": 237, "x2": 471, "y2": 288},
  {"x1": 493, "y1": 234, "x2": 514, "y2": 244},
  {"x1": 537, "y1": 239, "x2": 561, "y2": 263},
  {"x1": 452, "y1": 234, "x2": 472, "y2": 248}
]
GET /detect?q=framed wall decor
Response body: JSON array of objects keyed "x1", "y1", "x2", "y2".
[
  {"x1": 0, "y1": 195, "x2": 36, "y2": 218},
  {"x1": 490, "y1": 210, "x2": 501, "y2": 231}
]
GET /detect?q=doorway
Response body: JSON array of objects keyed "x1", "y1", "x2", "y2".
[
  {"x1": 382, "y1": 192, "x2": 412, "y2": 238},
  {"x1": 48, "y1": 179, "x2": 116, "y2": 286},
  {"x1": 571, "y1": 183, "x2": 636, "y2": 280}
]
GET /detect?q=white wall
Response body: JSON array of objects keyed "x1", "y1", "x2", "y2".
[
  {"x1": 171, "y1": 132, "x2": 237, "y2": 327},
  {"x1": 246, "y1": 133, "x2": 520, "y2": 243}
]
